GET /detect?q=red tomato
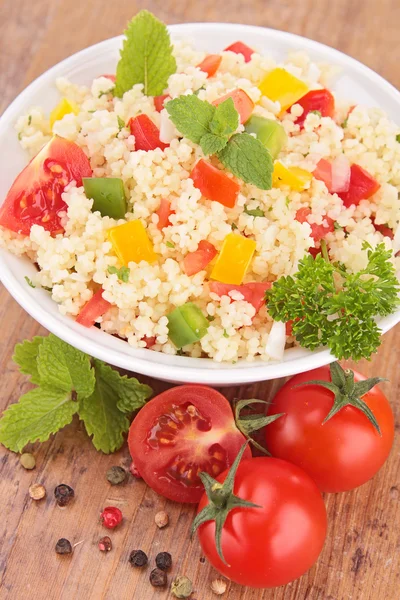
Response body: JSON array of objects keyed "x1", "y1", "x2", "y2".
[
  {"x1": 338, "y1": 164, "x2": 380, "y2": 207},
  {"x1": 0, "y1": 136, "x2": 92, "y2": 236},
  {"x1": 154, "y1": 94, "x2": 170, "y2": 113},
  {"x1": 313, "y1": 158, "x2": 333, "y2": 191},
  {"x1": 156, "y1": 198, "x2": 174, "y2": 230},
  {"x1": 197, "y1": 457, "x2": 327, "y2": 587},
  {"x1": 294, "y1": 89, "x2": 335, "y2": 127},
  {"x1": 372, "y1": 218, "x2": 394, "y2": 239},
  {"x1": 265, "y1": 366, "x2": 394, "y2": 492},
  {"x1": 183, "y1": 240, "x2": 217, "y2": 276},
  {"x1": 128, "y1": 386, "x2": 251, "y2": 503},
  {"x1": 210, "y1": 281, "x2": 271, "y2": 313},
  {"x1": 143, "y1": 336, "x2": 157, "y2": 348},
  {"x1": 285, "y1": 320, "x2": 294, "y2": 336},
  {"x1": 129, "y1": 114, "x2": 169, "y2": 151},
  {"x1": 102, "y1": 74, "x2": 116, "y2": 82},
  {"x1": 295, "y1": 207, "x2": 334, "y2": 242},
  {"x1": 197, "y1": 54, "x2": 222, "y2": 77},
  {"x1": 76, "y1": 288, "x2": 112, "y2": 327},
  {"x1": 224, "y1": 41, "x2": 255, "y2": 63},
  {"x1": 213, "y1": 89, "x2": 254, "y2": 124},
  {"x1": 190, "y1": 159, "x2": 240, "y2": 208}
]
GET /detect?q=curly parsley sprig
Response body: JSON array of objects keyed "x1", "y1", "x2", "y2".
[{"x1": 266, "y1": 243, "x2": 400, "y2": 361}]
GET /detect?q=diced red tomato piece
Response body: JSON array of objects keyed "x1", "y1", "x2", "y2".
[
  {"x1": 129, "y1": 114, "x2": 169, "y2": 151},
  {"x1": 156, "y1": 198, "x2": 175, "y2": 230},
  {"x1": 296, "y1": 207, "x2": 334, "y2": 242},
  {"x1": 190, "y1": 159, "x2": 240, "y2": 208},
  {"x1": 285, "y1": 320, "x2": 294, "y2": 336},
  {"x1": 313, "y1": 158, "x2": 333, "y2": 191},
  {"x1": 143, "y1": 336, "x2": 157, "y2": 348},
  {"x1": 183, "y1": 240, "x2": 218, "y2": 276},
  {"x1": 210, "y1": 281, "x2": 271, "y2": 313},
  {"x1": 213, "y1": 89, "x2": 254, "y2": 124},
  {"x1": 197, "y1": 54, "x2": 222, "y2": 77},
  {"x1": 76, "y1": 288, "x2": 112, "y2": 328},
  {"x1": 154, "y1": 94, "x2": 170, "y2": 113},
  {"x1": 338, "y1": 164, "x2": 381, "y2": 207},
  {"x1": 371, "y1": 218, "x2": 394, "y2": 239},
  {"x1": 224, "y1": 41, "x2": 255, "y2": 63},
  {"x1": 102, "y1": 74, "x2": 116, "y2": 82},
  {"x1": 294, "y1": 89, "x2": 335, "y2": 127},
  {"x1": 309, "y1": 246, "x2": 322, "y2": 258}
]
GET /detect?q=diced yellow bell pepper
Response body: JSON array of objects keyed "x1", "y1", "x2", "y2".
[
  {"x1": 50, "y1": 98, "x2": 80, "y2": 129},
  {"x1": 210, "y1": 233, "x2": 256, "y2": 285},
  {"x1": 258, "y1": 68, "x2": 308, "y2": 112},
  {"x1": 107, "y1": 220, "x2": 157, "y2": 266},
  {"x1": 273, "y1": 162, "x2": 313, "y2": 192}
]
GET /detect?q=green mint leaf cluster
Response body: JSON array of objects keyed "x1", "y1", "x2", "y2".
[
  {"x1": 166, "y1": 94, "x2": 273, "y2": 190},
  {"x1": 0, "y1": 335, "x2": 152, "y2": 453},
  {"x1": 266, "y1": 244, "x2": 400, "y2": 361},
  {"x1": 114, "y1": 10, "x2": 177, "y2": 98}
]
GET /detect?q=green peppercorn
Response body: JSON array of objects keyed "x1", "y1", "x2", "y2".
[
  {"x1": 106, "y1": 466, "x2": 127, "y2": 485},
  {"x1": 171, "y1": 575, "x2": 193, "y2": 598},
  {"x1": 20, "y1": 453, "x2": 36, "y2": 470}
]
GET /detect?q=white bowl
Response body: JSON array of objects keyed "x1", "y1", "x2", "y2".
[{"x1": 0, "y1": 23, "x2": 399, "y2": 385}]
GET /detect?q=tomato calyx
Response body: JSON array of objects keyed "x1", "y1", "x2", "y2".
[
  {"x1": 299, "y1": 362, "x2": 386, "y2": 434},
  {"x1": 191, "y1": 442, "x2": 260, "y2": 564},
  {"x1": 234, "y1": 399, "x2": 283, "y2": 454}
]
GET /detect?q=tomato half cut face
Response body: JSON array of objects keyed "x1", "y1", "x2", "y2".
[
  {"x1": 0, "y1": 136, "x2": 92, "y2": 236},
  {"x1": 128, "y1": 385, "x2": 251, "y2": 503}
]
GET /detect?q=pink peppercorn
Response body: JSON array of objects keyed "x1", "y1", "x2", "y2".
[{"x1": 100, "y1": 506, "x2": 123, "y2": 529}]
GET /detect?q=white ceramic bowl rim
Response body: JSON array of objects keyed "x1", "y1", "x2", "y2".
[{"x1": 0, "y1": 23, "x2": 399, "y2": 384}]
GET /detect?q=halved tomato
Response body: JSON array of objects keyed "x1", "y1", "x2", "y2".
[
  {"x1": 128, "y1": 386, "x2": 251, "y2": 503},
  {"x1": 196, "y1": 54, "x2": 222, "y2": 77},
  {"x1": 76, "y1": 288, "x2": 112, "y2": 327},
  {"x1": 0, "y1": 136, "x2": 92, "y2": 236},
  {"x1": 156, "y1": 198, "x2": 175, "y2": 230},
  {"x1": 129, "y1": 114, "x2": 169, "y2": 151},
  {"x1": 210, "y1": 281, "x2": 271, "y2": 313},
  {"x1": 212, "y1": 89, "x2": 254, "y2": 124},
  {"x1": 183, "y1": 240, "x2": 217, "y2": 276}
]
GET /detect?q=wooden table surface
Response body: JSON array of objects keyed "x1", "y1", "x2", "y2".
[{"x1": 0, "y1": 1, "x2": 399, "y2": 599}]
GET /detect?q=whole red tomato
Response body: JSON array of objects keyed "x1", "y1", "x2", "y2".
[
  {"x1": 197, "y1": 457, "x2": 327, "y2": 588},
  {"x1": 265, "y1": 365, "x2": 394, "y2": 492}
]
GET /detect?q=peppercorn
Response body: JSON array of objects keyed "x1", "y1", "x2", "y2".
[
  {"x1": 149, "y1": 568, "x2": 167, "y2": 588},
  {"x1": 129, "y1": 549, "x2": 148, "y2": 567},
  {"x1": 55, "y1": 538, "x2": 72, "y2": 555},
  {"x1": 54, "y1": 484, "x2": 75, "y2": 507},
  {"x1": 20, "y1": 453, "x2": 36, "y2": 470},
  {"x1": 171, "y1": 575, "x2": 193, "y2": 598},
  {"x1": 29, "y1": 483, "x2": 46, "y2": 500},
  {"x1": 106, "y1": 466, "x2": 127, "y2": 485},
  {"x1": 155, "y1": 510, "x2": 169, "y2": 529},
  {"x1": 98, "y1": 536, "x2": 112, "y2": 552},
  {"x1": 155, "y1": 551, "x2": 172, "y2": 571},
  {"x1": 100, "y1": 506, "x2": 123, "y2": 529},
  {"x1": 210, "y1": 579, "x2": 227, "y2": 595}
]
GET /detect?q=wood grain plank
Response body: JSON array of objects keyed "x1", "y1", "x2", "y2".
[{"x1": 0, "y1": 0, "x2": 399, "y2": 598}]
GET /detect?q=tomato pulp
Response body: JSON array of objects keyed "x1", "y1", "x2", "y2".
[
  {"x1": 197, "y1": 457, "x2": 327, "y2": 587},
  {"x1": 0, "y1": 136, "x2": 92, "y2": 235},
  {"x1": 265, "y1": 366, "x2": 394, "y2": 492},
  {"x1": 128, "y1": 386, "x2": 251, "y2": 503}
]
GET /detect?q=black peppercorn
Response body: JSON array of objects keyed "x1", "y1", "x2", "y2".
[
  {"x1": 129, "y1": 549, "x2": 148, "y2": 567},
  {"x1": 55, "y1": 538, "x2": 72, "y2": 555},
  {"x1": 150, "y1": 568, "x2": 167, "y2": 587},
  {"x1": 54, "y1": 484, "x2": 75, "y2": 507},
  {"x1": 106, "y1": 466, "x2": 127, "y2": 485},
  {"x1": 155, "y1": 551, "x2": 172, "y2": 571}
]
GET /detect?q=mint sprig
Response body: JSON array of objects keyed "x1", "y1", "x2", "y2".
[
  {"x1": 114, "y1": 10, "x2": 176, "y2": 98},
  {"x1": 166, "y1": 94, "x2": 273, "y2": 190},
  {"x1": 0, "y1": 335, "x2": 152, "y2": 453}
]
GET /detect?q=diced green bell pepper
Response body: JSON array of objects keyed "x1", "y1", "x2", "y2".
[
  {"x1": 167, "y1": 302, "x2": 210, "y2": 348},
  {"x1": 83, "y1": 177, "x2": 127, "y2": 219},
  {"x1": 244, "y1": 116, "x2": 287, "y2": 159}
]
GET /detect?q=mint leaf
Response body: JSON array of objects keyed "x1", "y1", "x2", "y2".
[
  {"x1": 79, "y1": 360, "x2": 131, "y2": 453},
  {"x1": 37, "y1": 334, "x2": 95, "y2": 398},
  {"x1": 92, "y1": 361, "x2": 151, "y2": 414},
  {"x1": 166, "y1": 95, "x2": 216, "y2": 144},
  {"x1": 217, "y1": 133, "x2": 273, "y2": 190},
  {"x1": 114, "y1": 10, "x2": 177, "y2": 97},
  {"x1": 209, "y1": 98, "x2": 239, "y2": 137},
  {"x1": 0, "y1": 388, "x2": 78, "y2": 452},
  {"x1": 200, "y1": 133, "x2": 229, "y2": 155},
  {"x1": 13, "y1": 337, "x2": 44, "y2": 385}
]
